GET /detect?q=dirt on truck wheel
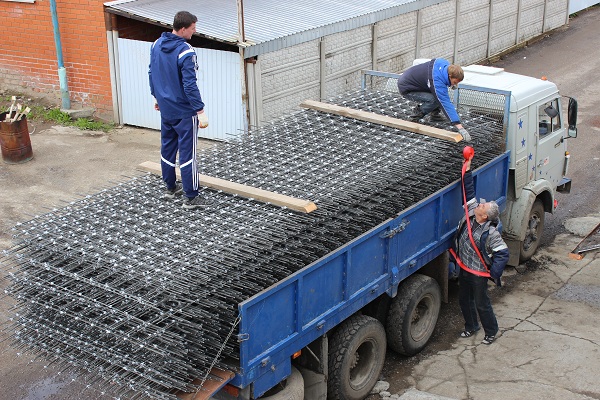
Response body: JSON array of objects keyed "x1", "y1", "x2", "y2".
[
  {"x1": 386, "y1": 274, "x2": 441, "y2": 356},
  {"x1": 327, "y1": 315, "x2": 386, "y2": 400},
  {"x1": 520, "y1": 199, "x2": 546, "y2": 262}
]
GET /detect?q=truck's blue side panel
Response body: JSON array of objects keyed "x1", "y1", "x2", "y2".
[{"x1": 235, "y1": 151, "x2": 510, "y2": 397}]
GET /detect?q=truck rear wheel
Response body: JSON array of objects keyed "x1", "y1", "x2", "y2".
[
  {"x1": 327, "y1": 315, "x2": 386, "y2": 400},
  {"x1": 386, "y1": 274, "x2": 441, "y2": 356},
  {"x1": 520, "y1": 200, "x2": 545, "y2": 262},
  {"x1": 260, "y1": 366, "x2": 304, "y2": 400}
]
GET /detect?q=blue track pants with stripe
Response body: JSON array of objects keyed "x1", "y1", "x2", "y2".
[{"x1": 160, "y1": 114, "x2": 198, "y2": 199}]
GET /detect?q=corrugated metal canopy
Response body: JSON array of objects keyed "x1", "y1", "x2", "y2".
[{"x1": 105, "y1": 0, "x2": 445, "y2": 58}]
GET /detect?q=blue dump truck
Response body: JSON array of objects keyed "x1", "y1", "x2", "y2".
[
  {"x1": 204, "y1": 66, "x2": 578, "y2": 400},
  {"x1": 1, "y1": 65, "x2": 577, "y2": 400}
]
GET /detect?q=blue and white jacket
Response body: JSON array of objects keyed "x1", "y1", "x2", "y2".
[
  {"x1": 149, "y1": 32, "x2": 205, "y2": 120},
  {"x1": 397, "y1": 58, "x2": 461, "y2": 124}
]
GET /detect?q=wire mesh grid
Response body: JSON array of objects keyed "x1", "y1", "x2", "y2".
[{"x1": 1, "y1": 90, "x2": 506, "y2": 399}]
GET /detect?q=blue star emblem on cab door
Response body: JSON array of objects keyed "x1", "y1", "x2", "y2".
[{"x1": 518, "y1": 118, "x2": 525, "y2": 147}]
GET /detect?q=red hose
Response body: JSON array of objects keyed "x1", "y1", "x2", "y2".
[{"x1": 449, "y1": 149, "x2": 491, "y2": 277}]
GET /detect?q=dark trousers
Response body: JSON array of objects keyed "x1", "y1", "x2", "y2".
[
  {"x1": 458, "y1": 269, "x2": 498, "y2": 336},
  {"x1": 403, "y1": 91, "x2": 440, "y2": 115}
]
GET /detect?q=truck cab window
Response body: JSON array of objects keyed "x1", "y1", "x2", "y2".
[{"x1": 538, "y1": 99, "x2": 561, "y2": 137}]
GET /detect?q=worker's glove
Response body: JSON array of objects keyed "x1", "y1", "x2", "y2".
[
  {"x1": 458, "y1": 128, "x2": 471, "y2": 142},
  {"x1": 198, "y1": 112, "x2": 209, "y2": 129}
]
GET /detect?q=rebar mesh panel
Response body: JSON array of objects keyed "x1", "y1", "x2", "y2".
[{"x1": 1, "y1": 90, "x2": 506, "y2": 399}]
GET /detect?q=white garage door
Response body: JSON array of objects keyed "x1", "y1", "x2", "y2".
[{"x1": 118, "y1": 38, "x2": 245, "y2": 140}]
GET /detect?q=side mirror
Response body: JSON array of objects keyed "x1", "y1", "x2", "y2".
[{"x1": 567, "y1": 97, "x2": 578, "y2": 138}]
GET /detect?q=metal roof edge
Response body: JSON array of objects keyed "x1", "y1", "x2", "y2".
[
  {"x1": 104, "y1": 7, "x2": 240, "y2": 46},
  {"x1": 104, "y1": 0, "x2": 138, "y2": 7},
  {"x1": 243, "y1": 0, "x2": 446, "y2": 58}
]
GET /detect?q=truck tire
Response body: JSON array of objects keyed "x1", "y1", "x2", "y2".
[
  {"x1": 260, "y1": 366, "x2": 304, "y2": 400},
  {"x1": 520, "y1": 199, "x2": 545, "y2": 262},
  {"x1": 362, "y1": 294, "x2": 391, "y2": 326},
  {"x1": 327, "y1": 315, "x2": 386, "y2": 400},
  {"x1": 386, "y1": 274, "x2": 441, "y2": 356}
]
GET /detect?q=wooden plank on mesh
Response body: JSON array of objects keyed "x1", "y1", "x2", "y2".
[
  {"x1": 138, "y1": 161, "x2": 318, "y2": 213},
  {"x1": 300, "y1": 99, "x2": 463, "y2": 143}
]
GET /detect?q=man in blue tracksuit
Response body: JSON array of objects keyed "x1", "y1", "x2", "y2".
[
  {"x1": 452, "y1": 155, "x2": 509, "y2": 345},
  {"x1": 149, "y1": 11, "x2": 212, "y2": 210},
  {"x1": 397, "y1": 58, "x2": 471, "y2": 141}
]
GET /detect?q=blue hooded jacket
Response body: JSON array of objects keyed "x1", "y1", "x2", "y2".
[
  {"x1": 397, "y1": 58, "x2": 461, "y2": 124},
  {"x1": 149, "y1": 32, "x2": 205, "y2": 120}
]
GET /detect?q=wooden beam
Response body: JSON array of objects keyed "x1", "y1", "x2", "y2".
[
  {"x1": 138, "y1": 161, "x2": 318, "y2": 214},
  {"x1": 300, "y1": 99, "x2": 463, "y2": 143}
]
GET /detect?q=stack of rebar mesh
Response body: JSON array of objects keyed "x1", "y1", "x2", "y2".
[{"x1": 0, "y1": 89, "x2": 505, "y2": 399}]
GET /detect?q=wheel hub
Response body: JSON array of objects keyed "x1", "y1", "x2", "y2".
[
  {"x1": 349, "y1": 340, "x2": 375, "y2": 390},
  {"x1": 524, "y1": 215, "x2": 540, "y2": 250},
  {"x1": 410, "y1": 296, "x2": 433, "y2": 341}
]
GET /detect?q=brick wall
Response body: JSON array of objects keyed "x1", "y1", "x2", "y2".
[
  {"x1": 419, "y1": 0, "x2": 457, "y2": 60},
  {"x1": 0, "y1": 0, "x2": 113, "y2": 118},
  {"x1": 323, "y1": 26, "x2": 373, "y2": 99}
]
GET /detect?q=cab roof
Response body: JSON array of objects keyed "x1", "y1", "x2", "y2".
[{"x1": 460, "y1": 65, "x2": 559, "y2": 112}]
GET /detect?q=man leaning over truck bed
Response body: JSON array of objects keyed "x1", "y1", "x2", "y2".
[
  {"x1": 451, "y1": 154, "x2": 509, "y2": 345},
  {"x1": 397, "y1": 58, "x2": 471, "y2": 142}
]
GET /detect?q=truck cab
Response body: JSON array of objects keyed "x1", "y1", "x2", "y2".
[{"x1": 458, "y1": 65, "x2": 578, "y2": 265}]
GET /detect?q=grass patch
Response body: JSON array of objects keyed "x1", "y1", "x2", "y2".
[
  {"x1": 28, "y1": 104, "x2": 50, "y2": 121},
  {"x1": 2, "y1": 95, "x2": 114, "y2": 133},
  {"x1": 45, "y1": 108, "x2": 72, "y2": 124},
  {"x1": 44, "y1": 109, "x2": 114, "y2": 132},
  {"x1": 72, "y1": 117, "x2": 113, "y2": 132}
]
